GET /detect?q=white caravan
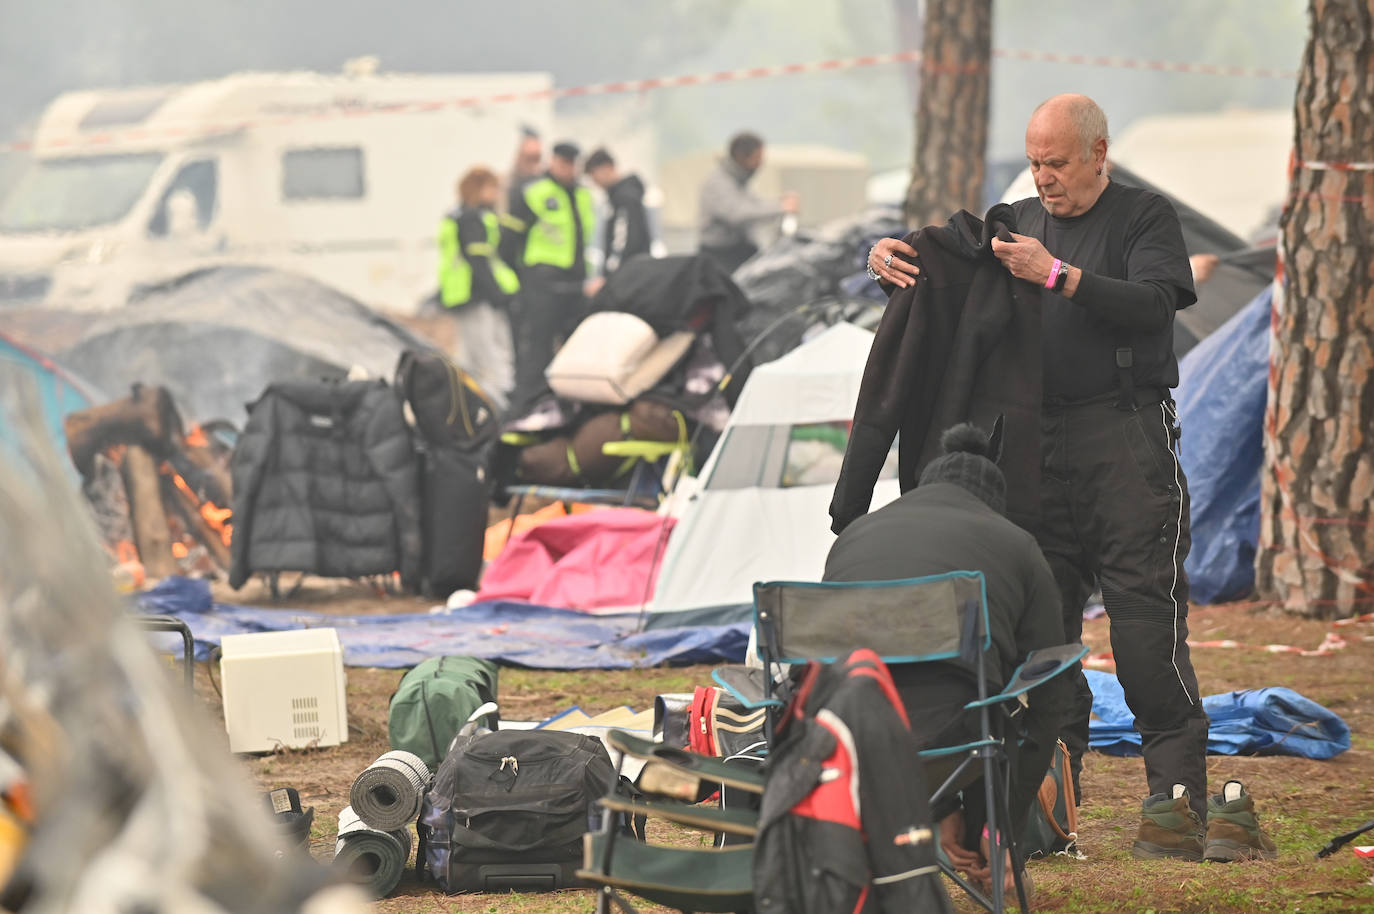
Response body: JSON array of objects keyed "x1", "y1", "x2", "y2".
[{"x1": 0, "y1": 69, "x2": 553, "y2": 314}]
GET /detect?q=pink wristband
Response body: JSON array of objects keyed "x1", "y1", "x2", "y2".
[{"x1": 1045, "y1": 258, "x2": 1062, "y2": 290}]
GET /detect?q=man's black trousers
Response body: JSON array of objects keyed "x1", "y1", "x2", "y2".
[
  {"x1": 509, "y1": 265, "x2": 585, "y2": 412},
  {"x1": 1035, "y1": 394, "x2": 1210, "y2": 822}
]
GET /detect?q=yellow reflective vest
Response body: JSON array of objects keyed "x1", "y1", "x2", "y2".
[
  {"x1": 438, "y1": 209, "x2": 521, "y2": 308},
  {"x1": 516, "y1": 176, "x2": 596, "y2": 273}
]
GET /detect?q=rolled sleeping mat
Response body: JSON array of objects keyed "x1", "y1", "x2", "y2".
[
  {"x1": 349, "y1": 749, "x2": 430, "y2": 831},
  {"x1": 334, "y1": 805, "x2": 412, "y2": 898}
]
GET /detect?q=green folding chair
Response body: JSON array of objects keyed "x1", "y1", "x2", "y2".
[
  {"x1": 578, "y1": 729, "x2": 761, "y2": 914},
  {"x1": 753, "y1": 572, "x2": 1087, "y2": 914}
]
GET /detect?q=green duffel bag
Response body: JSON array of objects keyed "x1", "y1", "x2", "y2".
[{"x1": 389, "y1": 656, "x2": 500, "y2": 771}]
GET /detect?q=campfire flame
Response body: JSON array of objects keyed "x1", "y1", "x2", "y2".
[{"x1": 168, "y1": 469, "x2": 233, "y2": 548}]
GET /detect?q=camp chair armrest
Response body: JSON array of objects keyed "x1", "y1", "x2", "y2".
[
  {"x1": 599, "y1": 795, "x2": 758, "y2": 837},
  {"x1": 499, "y1": 484, "x2": 659, "y2": 509},
  {"x1": 916, "y1": 739, "x2": 1001, "y2": 760},
  {"x1": 606, "y1": 730, "x2": 766, "y2": 797},
  {"x1": 961, "y1": 644, "x2": 1089, "y2": 711},
  {"x1": 711, "y1": 668, "x2": 783, "y2": 711}
]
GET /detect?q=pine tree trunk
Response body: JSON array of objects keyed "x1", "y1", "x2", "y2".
[
  {"x1": 904, "y1": 0, "x2": 991, "y2": 229},
  {"x1": 1256, "y1": 0, "x2": 1374, "y2": 619}
]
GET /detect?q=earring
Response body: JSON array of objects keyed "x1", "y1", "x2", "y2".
[{"x1": 1096, "y1": 167, "x2": 1103, "y2": 176}]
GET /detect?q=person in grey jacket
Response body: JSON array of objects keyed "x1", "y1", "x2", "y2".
[{"x1": 697, "y1": 132, "x2": 799, "y2": 273}]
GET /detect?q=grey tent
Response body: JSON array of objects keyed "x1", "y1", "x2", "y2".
[{"x1": 62, "y1": 266, "x2": 435, "y2": 423}]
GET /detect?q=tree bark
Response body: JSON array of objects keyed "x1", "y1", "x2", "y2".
[
  {"x1": 904, "y1": 0, "x2": 991, "y2": 229},
  {"x1": 122, "y1": 445, "x2": 177, "y2": 579},
  {"x1": 1256, "y1": 0, "x2": 1374, "y2": 619}
]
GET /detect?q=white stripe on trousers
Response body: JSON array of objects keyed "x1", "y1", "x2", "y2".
[{"x1": 1159, "y1": 401, "x2": 1196, "y2": 705}]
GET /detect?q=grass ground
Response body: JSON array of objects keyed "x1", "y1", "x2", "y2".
[{"x1": 195, "y1": 600, "x2": 1374, "y2": 913}]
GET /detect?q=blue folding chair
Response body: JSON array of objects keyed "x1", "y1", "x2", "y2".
[{"x1": 753, "y1": 572, "x2": 1086, "y2": 914}]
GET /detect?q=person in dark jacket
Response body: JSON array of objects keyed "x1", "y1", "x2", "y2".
[
  {"x1": 825, "y1": 423, "x2": 1069, "y2": 894},
  {"x1": 438, "y1": 166, "x2": 521, "y2": 407},
  {"x1": 503, "y1": 141, "x2": 597, "y2": 412},
  {"x1": 860, "y1": 94, "x2": 1220, "y2": 864},
  {"x1": 506, "y1": 126, "x2": 543, "y2": 214},
  {"x1": 584, "y1": 147, "x2": 654, "y2": 282}
]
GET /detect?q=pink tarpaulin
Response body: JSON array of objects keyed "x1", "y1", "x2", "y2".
[{"x1": 475, "y1": 508, "x2": 676, "y2": 611}]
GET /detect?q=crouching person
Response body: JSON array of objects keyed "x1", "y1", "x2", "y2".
[{"x1": 823, "y1": 423, "x2": 1071, "y2": 895}]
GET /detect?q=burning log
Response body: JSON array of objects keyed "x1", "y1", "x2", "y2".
[
  {"x1": 162, "y1": 471, "x2": 232, "y2": 570},
  {"x1": 121, "y1": 445, "x2": 177, "y2": 579},
  {"x1": 66, "y1": 387, "x2": 236, "y2": 579},
  {"x1": 66, "y1": 384, "x2": 181, "y2": 477}
]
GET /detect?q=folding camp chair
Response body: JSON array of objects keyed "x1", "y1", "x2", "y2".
[
  {"x1": 579, "y1": 729, "x2": 761, "y2": 914},
  {"x1": 753, "y1": 572, "x2": 1087, "y2": 914}
]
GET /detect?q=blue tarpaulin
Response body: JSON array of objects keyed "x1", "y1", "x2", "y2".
[
  {"x1": 1177, "y1": 286, "x2": 1271, "y2": 604},
  {"x1": 136, "y1": 577, "x2": 748, "y2": 669},
  {"x1": 1086, "y1": 668, "x2": 1350, "y2": 760}
]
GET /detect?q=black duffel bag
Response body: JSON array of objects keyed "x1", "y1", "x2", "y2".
[{"x1": 418, "y1": 729, "x2": 616, "y2": 893}]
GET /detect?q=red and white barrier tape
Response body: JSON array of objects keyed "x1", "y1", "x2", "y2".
[
  {"x1": 1297, "y1": 160, "x2": 1374, "y2": 172},
  {"x1": 1, "y1": 46, "x2": 1297, "y2": 154}
]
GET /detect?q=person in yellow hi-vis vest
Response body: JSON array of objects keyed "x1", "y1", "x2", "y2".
[
  {"x1": 502, "y1": 141, "x2": 596, "y2": 411},
  {"x1": 438, "y1": 167, "x2": 523, "y2": 408}
]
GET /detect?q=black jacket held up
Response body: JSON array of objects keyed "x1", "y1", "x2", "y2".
[
  {"x1": 229, "y1": 379, "x2": 422, "y2": 590},
  {"x1": 829, "y1": 204, "x2": 1043, "y2": 534}
]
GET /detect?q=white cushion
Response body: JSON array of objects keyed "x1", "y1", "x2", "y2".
[{"x1": 546, "y1": 312, "x2": 695, "y2": 405}]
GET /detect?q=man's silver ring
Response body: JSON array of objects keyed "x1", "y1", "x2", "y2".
[{"x1": 883, "y1": 254, "x2": 893, "y2": 266}]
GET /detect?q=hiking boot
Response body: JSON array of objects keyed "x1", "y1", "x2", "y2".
[
  {"x1": 1132, "y1": 783, "x2": 1204, "y2": 861},
  {"x1": 1203, "y1": 780, "x2": 1277, "y2": 862}
]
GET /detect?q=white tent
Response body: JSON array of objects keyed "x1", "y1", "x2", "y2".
[{"x1": 648, "y1": 322, "x2": 901, "y2": 628}]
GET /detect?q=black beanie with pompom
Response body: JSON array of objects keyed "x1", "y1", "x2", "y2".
[{"x1": 917, "y1": 423, "x2": 1007, "y2": 514}]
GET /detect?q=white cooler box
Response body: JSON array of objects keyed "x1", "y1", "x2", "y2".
[{"x1": 220, "y1": 628, "x2": 348, "y2": 753}]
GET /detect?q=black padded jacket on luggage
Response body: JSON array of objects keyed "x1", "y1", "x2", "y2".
[{"x1": 228, "y1": 378, "x2": 421, "y2": 589}]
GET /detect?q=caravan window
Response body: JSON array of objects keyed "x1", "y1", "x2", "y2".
[
  {"x1": 0, "y1": 153, "x2": 163, "y2": 232},
  {"x1": 281, "y1": 147, "x2": 365, "y2": 200},
  {"x1": 148, "y1": 159, "x2": 217, "y2": 236}
]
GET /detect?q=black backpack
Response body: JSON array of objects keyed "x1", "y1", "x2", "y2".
[
  {"x1": 395, "y1": 350, "x2": 496, "y2": 598},
  {"x1": 395, "y1": 350, "x2": 499, "y2": 454},
  {"x1": 418, "y1": 729, "x2": 615, "y2": 893}
]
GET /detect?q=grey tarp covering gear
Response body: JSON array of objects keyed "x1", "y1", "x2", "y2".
[
  {"x1": 61, "y1": 266, "x2": 435, "y2": 423},
  {"x1": 731, "y1": 208, "x2": 905, "y2": 365},
  {"x1": 228, "y1": 378, "x2": 422, "y2": 590}
]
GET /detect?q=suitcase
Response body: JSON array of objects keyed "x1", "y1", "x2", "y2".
[{"x1": 418, "y1": 447, "x2": 489, "y2": 598}]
